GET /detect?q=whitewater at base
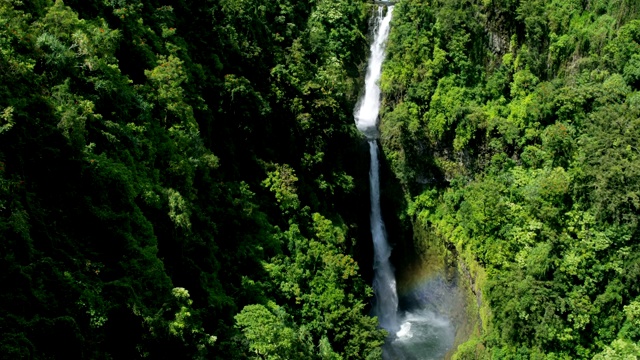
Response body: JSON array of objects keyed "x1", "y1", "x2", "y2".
[
  {"x1": 390, "y1": 310, "x2": 455, "y2": 360},
  {"x1": 385, "y1": 270, "x2": 462, "y2": 360}
]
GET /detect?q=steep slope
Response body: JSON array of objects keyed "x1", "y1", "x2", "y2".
[{"x1": 380, "y1": 0, "x2": 640, "y2": 358}]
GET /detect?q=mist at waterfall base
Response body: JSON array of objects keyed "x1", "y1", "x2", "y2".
[
  {"x1": 388, "y1": 270, "x2": 459, "y2": 360},
  {"x1": 355, "y1": 4, "x2": 456, "y2": 359},
  {"x1": 368, "y1": 140, "x2": 456, "y2": 360}
]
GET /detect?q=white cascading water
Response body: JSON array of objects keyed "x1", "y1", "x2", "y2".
[
  {"x1": 354, "y1": 5, "x2": 399, "y2": 334},
  {"x1": 355, "y1": 6, "x2": 459, "y2": 359},
  {"x1": 355, "y1": 5, "x2": 394, "y2": 136},
  {"x1": 368, "y1": 138, "x2": 399, "y2": 333}
]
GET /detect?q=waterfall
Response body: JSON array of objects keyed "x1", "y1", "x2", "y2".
[
  {"x1": 355, "y1": 5, "x2": 394, "y2": 138},
  {"x1": 368, "y1": 139, "x2": 399, "y2": 333},
  {"x1": 354, "y1": 7, "x2": 459, "y2": 359},
  {"x1": 355, "y1": 5, "x2": 399, "y2": 334}
]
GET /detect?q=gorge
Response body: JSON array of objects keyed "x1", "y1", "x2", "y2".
[{"x1": 356, "y1": 4, "x2": 462, "y2": 359}]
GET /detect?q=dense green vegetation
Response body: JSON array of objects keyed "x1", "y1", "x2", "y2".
[
  {"x1": 7, "y1": 0, "x2": 640, "y2": 358},
  {"x1": 0, "y1": 0, "x2": 387, "y2": 358},
  {"x1": 381, "y1": 0, "x2": 640, "y2": 358}
]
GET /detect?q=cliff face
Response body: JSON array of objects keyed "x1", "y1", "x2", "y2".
[{"x1": 380, "y1": 0, "x2": 640, "y2": 358}]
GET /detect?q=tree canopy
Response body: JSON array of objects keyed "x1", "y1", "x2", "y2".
[{"x1": 0, "y1": 0, "x2": 385, "y2": 358}]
